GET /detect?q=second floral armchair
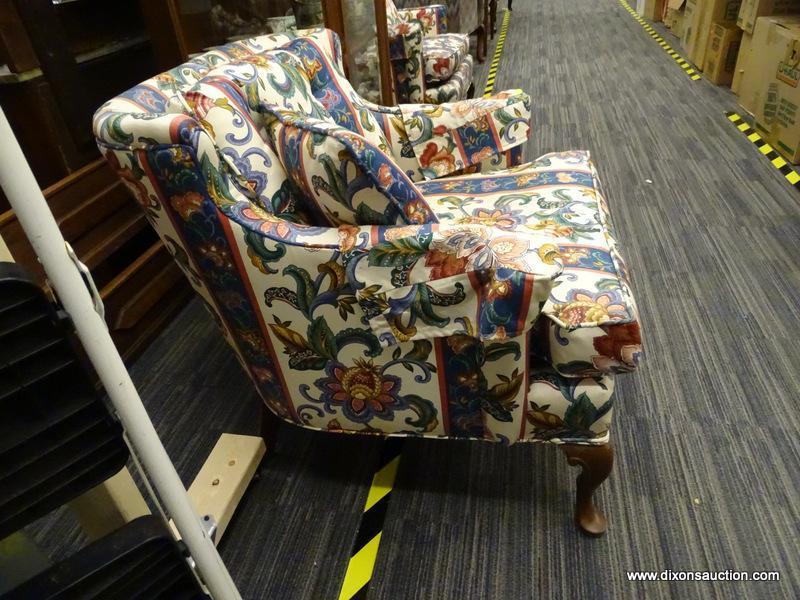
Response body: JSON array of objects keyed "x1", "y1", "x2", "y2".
[
  {"x1": 94, "y1": 28, "x2": 642, "y2": 535},
  {"x1": 385, "y1": 0, "x2": 475, "y2": 103}
]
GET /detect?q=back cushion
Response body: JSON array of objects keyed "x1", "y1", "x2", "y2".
[
  {"x1": 195, "y1": 42, "x2": 438, "y2": 226},
  {"x1": 277, "y1": 37, "x2": 390, "y2": 152},
  {"x1": 184, "y1": 74, "x2": 308, "y2": 223},
  {"x1": 268, "y1": 115, "x2": 434, "y2": 225}
]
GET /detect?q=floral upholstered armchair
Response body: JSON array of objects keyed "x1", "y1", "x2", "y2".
[
  {"x1": 385, "y1": 0, "x2": 475, "y2": 103},
  {"x1": 94, "y1": 29, "x2": 642, "y2": 536}
]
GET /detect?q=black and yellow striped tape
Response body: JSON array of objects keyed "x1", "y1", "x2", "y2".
[
  {"x1": 337, "y1": 438, "x2": 404, "y2": 600},
  {"x1": 618, "y1": 0, "x2": 702, "y2": 81},
  {"x1": 483, "y1": 9, "x2": 511, "y2": 97},
  {"x1": 725, "y1": 111, "x2": 800, "y2": 188}
]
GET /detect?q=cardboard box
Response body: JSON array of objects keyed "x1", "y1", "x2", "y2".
[
  {"x1": 737, "y1": 15, "x2": 800, "y2": 114},
  {"x1": 731, "y1": 31, "x2": 753, "y2": 94},
  {"x1": 641, "y1": 0, "x2": 667, "y2": 20},
  {"x1": 739, "y1": 15, "x2": 800, "y2": 161},
  {"x1": 737, "y1": 0, "x2": 800, "y2": 34},
  {"x1": 665, "y1": 9, "x2": 683, "y2": 34},
  {"x1": 683, "y1": 0, "x2": 743, "y2": 70},
  {"x1": 681, "y1": 0, "x2": 701, "y2": 54},
  {"x1": 704, "y1": 23, "x2": 744, "y2": 84},
  {"x1": 666, "y1": 0, "x2": 687, "y2": 36},
  {"x1": 665, "y1": 9, "x2": 687, "y2": 35}
]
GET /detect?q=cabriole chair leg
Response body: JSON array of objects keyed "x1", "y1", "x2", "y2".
[
  {"x1": 559, "y1": 442, "x2": 614, "y2": 537},
  {"x1": 260, "y1": 404, "x2": 282, "y2": 454}
]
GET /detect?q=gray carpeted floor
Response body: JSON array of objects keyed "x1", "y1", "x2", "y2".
[{"x1": 28, "y1": 0, "x2": 800, "y2": 598}]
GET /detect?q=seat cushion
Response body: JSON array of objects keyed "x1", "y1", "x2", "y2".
[
  {"x1": 419, "y1": 150, "x2": 642, "y2": 376},
  {"x1": 425, "y1": 53, "x2": 473, "y2": 104},
  {"x1": 423, "y1": 33, "x2": 469, "y2": 82}
]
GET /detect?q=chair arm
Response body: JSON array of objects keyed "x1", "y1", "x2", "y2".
[
  {"x1": 388, "y1": 20, "x2": 426, "y2": 103},
  {"x1": 398, "y1": 4, "x2": 448, "y2": 35},
  {"x1": 340, "y1": 223, "x2": 562, "y2": 346},
  {"x1": 397, "y1": 90, "x2": 532, "y2": 179}
]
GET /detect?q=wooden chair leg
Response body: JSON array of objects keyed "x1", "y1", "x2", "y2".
[
  {"x1": 476, "y1": 25, "x2": 487, "y2": 62},
  {"x1": 559, "y1": 442, "x2": 614, "y2": 537},
  {"x1": 260, "y1": 403, "x2": 282, "y2": 454}
]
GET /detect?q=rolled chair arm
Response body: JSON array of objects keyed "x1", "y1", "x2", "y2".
[
  {"x1": 398, "y1": 4, "x2": 448, "y2": 35},
  {"x1": 340, "y1": 223, "x2": 562, "y2": 346},
  {"x1": 388, "y1": 19, "x2": 427, "y2": 103},
  {"x1": 398, "y1": 90, "x2": 532, "y2": 179}
]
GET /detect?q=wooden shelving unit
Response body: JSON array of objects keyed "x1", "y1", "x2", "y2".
[{"x1": 0, "y1": 0, "x2": 191, "y2": 361}]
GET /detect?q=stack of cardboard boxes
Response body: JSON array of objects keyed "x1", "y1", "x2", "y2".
[
  {"x1": 732, "y1": 1, "x2": 800, "y2": 92},
  {"x1": 643, "y1": 0, "x2": 800, "y2": 162},
  {"x1": 732, "y1": 1, "x2": 800, "y2": 163},
  {"x1": 658, "y1": 0, "x2": 744, "y2": 83},
  {"x1": 736, "y1": 13, "x2": 800, "y2": 161},
  {"x1": 664, "y1": 0, "x2": 688, "y2": 38},
  {"x1": 682, "y1": 0, "x2": 743, "y2": 83}
]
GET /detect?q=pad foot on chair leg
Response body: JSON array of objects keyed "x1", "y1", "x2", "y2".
[{"x1": 559, "y1": 442, "x2": 614, "y2": 537}]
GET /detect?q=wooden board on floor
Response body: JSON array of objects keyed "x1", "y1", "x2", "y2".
[
  {"x1": 173, "y1": 434, "x2": 266, "y2": 544},
  {"x1": 68, "y1": 467, "x2": 151, "y2": 541}
]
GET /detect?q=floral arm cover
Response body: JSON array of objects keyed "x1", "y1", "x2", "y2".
[
  {"x1": 340, "y1": 223, "x2": 562, "y2": 347},
  {"x1": 401, "y1": 90, "x2": 531, "y2": 179},
  {"x1": 398, "y1": 4, "x2": 448, "y2": 35},
  {"x1": 388, "y1": 20, "x2": 426, "y2": 103},
  {"x1": 365, "y1": 91, "x2": 531, "y2": 180}
]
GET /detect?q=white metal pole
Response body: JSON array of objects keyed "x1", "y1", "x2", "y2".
[{"x1": 0, "y1": 108, "x2": 241, "y2": 600}]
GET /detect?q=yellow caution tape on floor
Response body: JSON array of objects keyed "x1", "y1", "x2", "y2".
[
  {"x1": 338, "y1": 438, "x2": 403, "y2": 600},
  {"x1": 725, "y1": 112, "x2": 800, "y2": 189},
  {"x1": 618, "y1": 0, "x2": 702, "y2": 81},
  {"x1": 483, "y1": 9, "x2": 511, "y2": 98}
]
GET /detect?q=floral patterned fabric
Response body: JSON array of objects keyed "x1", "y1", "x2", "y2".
[
  {"x1": 400, "y1": 90, "x2": 531, "y2": 179},
  {"x1": 424, "y1": 54, "x2": 473, "y2": 104},
  {"x1": 342, "y1": 223, "x2": 561, "y2": 347},
  {"x1": 422, "y1": 33, "x2": 469, "y2": 83},
  {"x1": 365, "y1": 100, "x2": 526, "y2": 182},
  {"x1": 394, "y1": 0, "x2": 480, "y2": 35},
  {"x1": 386, "y1": 1, "x2": 473, "y2": 104},
  {"x1": 419, "y1": 151, "x2": 643, "y2": 378},
  {"x1": 94, "y1": 29, "x2": 641, "y2": 446},
  {"x1": 388, "y1": 19, "x2": 426, "y2": 103},
  {"x1": 400, "y1": 5, "x2": 449, "y2": 34}
]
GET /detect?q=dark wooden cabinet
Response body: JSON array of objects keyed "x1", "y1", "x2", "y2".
[{"x1": 0, "y1": 0, "x2": 191, "y2": 361}]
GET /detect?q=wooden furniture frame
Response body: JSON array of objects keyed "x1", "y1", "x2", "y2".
[
  {"x1": 0, "y1": 0, "x2": 192, "y2": 360},
  {"x1": 322, "y1": 0, "x2": 394, "y2": 104},
  {"x1": 0, "y1": 161, "x2": 192, "y2": 361}
]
